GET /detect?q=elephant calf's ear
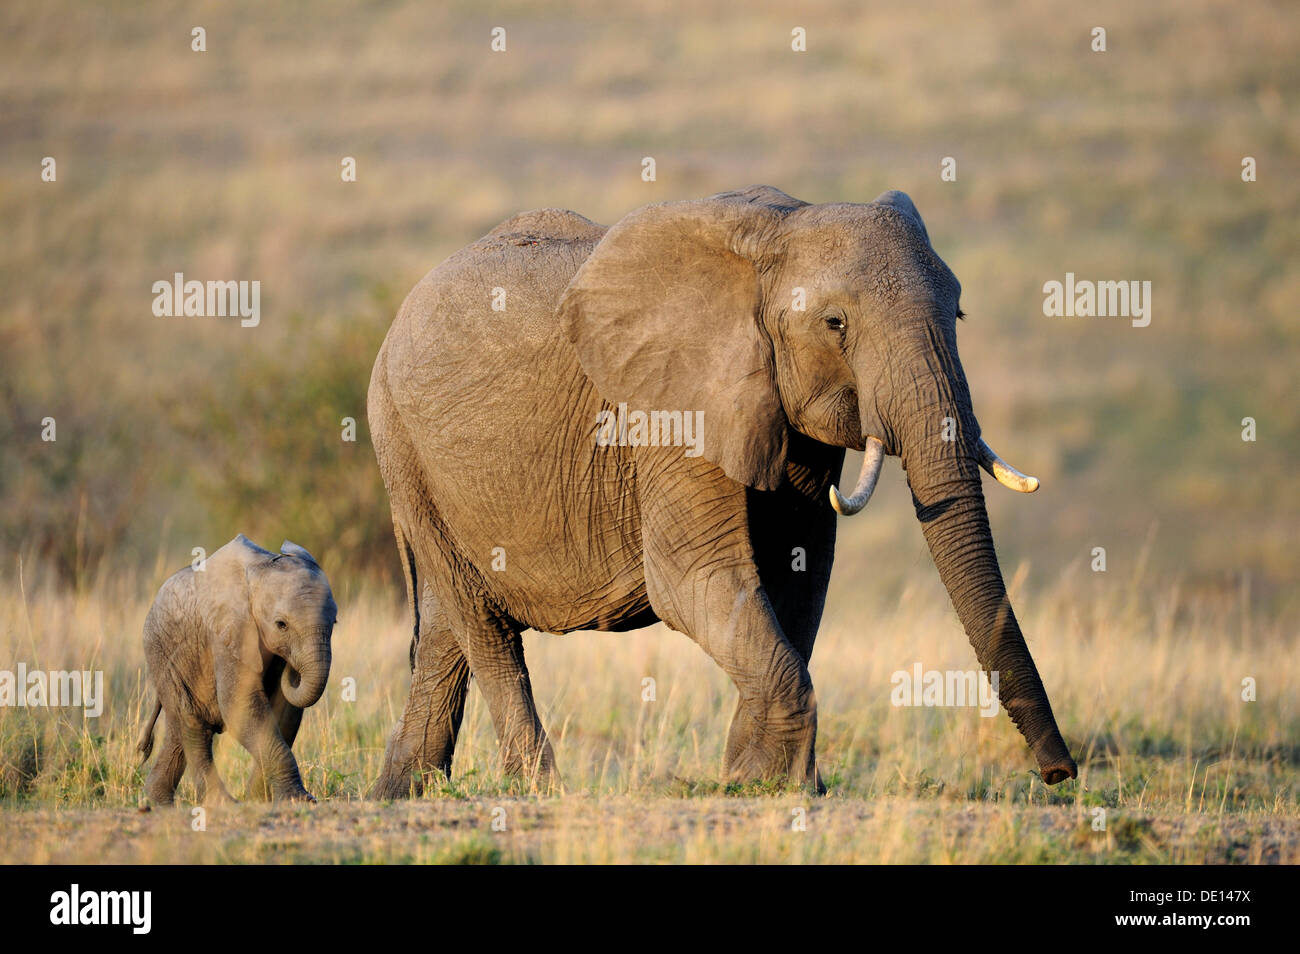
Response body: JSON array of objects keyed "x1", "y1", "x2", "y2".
[
  {"x1": 280, "y1": 541, "x2": 319, "y2": 566},
  {"x1": 558, "y1": 196, "x2": 789, "y2": 490}
]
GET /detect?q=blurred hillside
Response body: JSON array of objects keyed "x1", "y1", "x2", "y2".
[{"x1": 0, "y1": 0, "x2": 1296, "y2": 616}]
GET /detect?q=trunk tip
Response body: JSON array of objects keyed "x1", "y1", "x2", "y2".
[{"x1": 1040, "y1": 757, "x2": 1078, "y2": 785}]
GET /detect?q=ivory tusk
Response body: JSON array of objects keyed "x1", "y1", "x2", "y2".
[
  {"x1": 977, "y1": 438, "x2": 1039, "y2": 493},
  {"x1": 829, "y1": 437, "x2": 886, "y2": 515}
]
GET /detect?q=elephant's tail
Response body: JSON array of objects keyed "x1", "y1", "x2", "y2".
[
  {"x1": 394, "y1": 520, "x2": 421, "y2": 672},
  {"x1": 136, "y1": 697, "x2": 162, "y2": 763}
]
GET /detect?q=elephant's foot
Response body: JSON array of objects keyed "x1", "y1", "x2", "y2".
[
  {"x1": 370, "y1": 631, "x2": 470, "y2": 799},
  {"x1": 144, "y1": 785, "x2": 176, "y2": 807},
  {"x1": 722, "y1": 699, "x2": 819, "y2": 792},
  {"x1": 723, "y1": 747, "x2": 820, "y2": 792},
  {"x1": 244, "y1": 770, "x2": 273, "y2": 801},
  {"x1": 369, "y1": 767, "x2": 421, "y2": 800},
  {"x1": 369, "y1": 717, "x2": 454, "y2": 800},
  {"x1": 195, "y1": 771, "x2": 237, "y2": 806},
  {"x1": 369, "y1": 758, "x2": 443, "y2": 800},
  {"x1": 246, "y1": 772, "x2": 316, "y2": 802},
  {"x1": 144, "y1": 769, "x2": 180, "y2": 806},
  {"x1": 500, "y1": 741, "x2": 563, "y2": 795}
]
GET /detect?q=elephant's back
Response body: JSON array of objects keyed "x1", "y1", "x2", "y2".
[
  {"x1": 142, "y1": 568, "x2": 198, "y2": 670},
  {"x1": 387, "y1": 209, "x2": 606, "y2": 379},
  {"x1": 375, "y1": 210, "x2": 650, "y2": 633}
]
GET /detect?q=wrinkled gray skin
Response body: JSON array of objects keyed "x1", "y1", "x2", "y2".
[
  {"x1": 369, "y1": 186, "x2": 1077, "y2": 798},
  {"x1": 137, "y1": 535, "x2": 336, "y2": 804}
]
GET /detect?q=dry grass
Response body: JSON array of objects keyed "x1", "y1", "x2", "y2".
[
  {"x1": 0, "y1": 0, "x2": 1296, "y2": 862},
  {"x1": 2, "y1": 0, "x2": 1298, "y2": 598},
  {"x1": 1, "y1": 559, "x2": 1295, "y2": 863}
]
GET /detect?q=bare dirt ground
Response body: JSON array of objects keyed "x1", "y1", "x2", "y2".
[{"x1": 5, "y1": 796, "x2": 1297, "y2": 865}]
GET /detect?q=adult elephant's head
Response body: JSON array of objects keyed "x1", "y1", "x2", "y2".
[{"x1": 559, "y1": 185, "x2": 1076, "y2": 784}]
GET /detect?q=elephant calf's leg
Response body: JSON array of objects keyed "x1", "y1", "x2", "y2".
[
  {"x1": 228, "y1": 696, "x2": 312, "y2": 802},
  {"x1": 370, "y1": 610, "x2": 471, "y2": 799},
  {"x1": 180, "y1": 722, "x2": 234, "y2": 805},
  {"x1": 144, "y1": 711, "x2": 187, "y2": 805},
  {"x1": 246, "y1": 680, "x2": 304, "y2": 801}
]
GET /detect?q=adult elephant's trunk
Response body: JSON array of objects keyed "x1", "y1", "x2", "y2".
[
  {"x1": 281, "y1": 634, "x2": 332, "y2": 708},
  {"x1": 899, "y1": 402, "x2": 1076, "y2": 784}
]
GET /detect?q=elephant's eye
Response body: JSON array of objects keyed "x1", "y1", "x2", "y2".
[
  {"x1": 824, "y1": 314, "x2": 846, "y2": 332},
  {"x1": 275, "y1": 619, "x2": 288, "y2": 631}
]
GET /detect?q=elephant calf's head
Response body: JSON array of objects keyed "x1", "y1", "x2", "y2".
[{"x1": 245, "y1": 539, "x2": 337, "y2": 708}]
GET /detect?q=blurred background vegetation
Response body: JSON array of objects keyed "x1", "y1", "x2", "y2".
[{"x1": 0, "y1": 0, "x2": 1296, "y2": 620}]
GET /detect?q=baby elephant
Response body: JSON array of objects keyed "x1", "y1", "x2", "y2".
[{"x1": 137, "y1": 535, "x2": 336, "y2": 804}]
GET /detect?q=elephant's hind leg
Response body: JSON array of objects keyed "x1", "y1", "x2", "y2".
[
  {"x1": 370, "y1": 600, "x2": 471, "y2": 799},
  {"x1": 181, "y1": 722, "x2": 234, "y2": 805},
  {"x1": 144, "y1": 710, "x2": 186, "y2": 805},
  {"x1": 381, "y1": 482, "x2": 557, "y2": 791},
  {"x1": 455, "y1": 606, "x2": 558, "y2": 792}
]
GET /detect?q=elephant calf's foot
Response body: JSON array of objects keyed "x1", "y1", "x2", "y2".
[
  {"x1": 144, "y1": 786, "x2": 176, "y2": 807},
  {"x1": 244, "y1": 772, "x2": 274, "y2": 802},
  {"x1": 268, "y1": 781, "x2": 315, "y2": 803}
]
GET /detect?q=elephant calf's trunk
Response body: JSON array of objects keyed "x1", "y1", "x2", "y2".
[{"x1": 281, "y1": 644, "x2": 331, "y2": 708}]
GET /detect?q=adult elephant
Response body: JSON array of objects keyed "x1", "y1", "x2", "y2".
[{"x1": 367, "y1": 185, "x2": 1077, "y2": 798}]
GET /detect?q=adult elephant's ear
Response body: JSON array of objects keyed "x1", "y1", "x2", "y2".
[
  {"x1": 871, "y1": 190, "x2": 930, "y2": 244},
  {"x1": 559, "y1": 186, "x2": 807, "y2": 491}
]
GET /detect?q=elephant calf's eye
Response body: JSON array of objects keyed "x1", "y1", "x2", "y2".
[
  {"x1": 275, "y1": 619, "x2": 288, "y2": 631},
  {"x1": 824, "y1": 315, "x2": 846, "y2": 332}
]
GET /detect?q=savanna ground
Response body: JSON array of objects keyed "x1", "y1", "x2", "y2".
[
  {"x1": 2, "y1": 561, "x2": 1296, "y2": 863},
  {"x1": 1, "y1": 0, "x2": 1297, "y2": 862}
]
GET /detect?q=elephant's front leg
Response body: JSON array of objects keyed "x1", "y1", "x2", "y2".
[
  {"x1": 707, "y1": 583, "x2": 818, "y2": 787},
  {"x1": 737, "y1": 438, "x2": 843, "y2": 793},
  {"x1": 639, "y1": 452, "x2": 819, "y2": 788},
  {"x1": 245, "y1": 664, "x2": 305, "y2": 801},
  {"x1": 219, "y1": 675, "x2": 313, "y2": 802},
  {"x1": 370, "y1": 608, "x2": 471, "y2": 799}
]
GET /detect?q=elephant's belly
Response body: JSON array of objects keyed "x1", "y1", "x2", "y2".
[{"x1": 405, "y1": 346, "x2": 653, "y2": 635}]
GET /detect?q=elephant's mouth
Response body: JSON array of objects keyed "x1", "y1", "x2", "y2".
[{"x1": 831, "y1": 386, "x2": 866, "y2": 450}]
